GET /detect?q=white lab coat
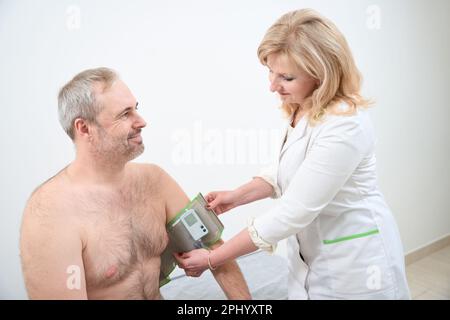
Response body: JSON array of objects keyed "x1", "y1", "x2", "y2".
[{"x1": 252, "y1": 106, "x2": 411, "y2": 299}]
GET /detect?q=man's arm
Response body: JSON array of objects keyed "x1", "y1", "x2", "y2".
[
  {"x1": 20, "y1": 191, "x2": 87, "y2": 299},
  {"x1": 206, "y1": 239, "x2": 252, "y2": 299},
  {"x1": 154, "y1": 165, "x2": 251, "y2": 299}
]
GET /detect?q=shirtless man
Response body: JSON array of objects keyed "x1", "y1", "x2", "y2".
[{"x1": 20, "y1": 67, "x2": 251, "y2": 299}]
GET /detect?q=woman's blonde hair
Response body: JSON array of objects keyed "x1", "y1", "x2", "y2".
[{"x1": 257, "y1": 9, "x2": 371, "y2": 123}]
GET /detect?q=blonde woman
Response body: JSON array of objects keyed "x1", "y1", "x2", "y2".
[{"x1": 176, "y1": 9, "x2": 410, "y2": 299}]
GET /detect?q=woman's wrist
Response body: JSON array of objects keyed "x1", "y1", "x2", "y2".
[
  {"x1": 208, "y1": 248, "x2": 219, "y2": 271},
  {"x1": 207, "y1": 250, "x2": 217, "y2": 270}
]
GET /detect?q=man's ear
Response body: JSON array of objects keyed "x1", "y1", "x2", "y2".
[{"x1": 73, "y1": 118, "x2": 92, "y2": 140}]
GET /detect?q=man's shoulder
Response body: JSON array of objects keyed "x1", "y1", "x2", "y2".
[
  {"x1": 23, "y1": 171, "x2": 72, "y2": 223},
  {"x1": 128, "y1": 162, "x2": 172, "y2": 184},
  {"x1": 131, "y1": 162, "x2": 163, "y2": 172},
  {"x1": 21, "y1": 174, "x2": 84, "y2": 254}
]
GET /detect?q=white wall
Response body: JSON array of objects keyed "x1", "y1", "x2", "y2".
[{"x1": 1, "y1": 0, "x2": 449, "y2": 299}]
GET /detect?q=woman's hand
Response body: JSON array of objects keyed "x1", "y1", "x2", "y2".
[
  {"x1": 205, "y1": 191, "x2": 239, "y2": 215},
  {"x1": 174, "y1": 249, "x2": 210, "y2": 275}
]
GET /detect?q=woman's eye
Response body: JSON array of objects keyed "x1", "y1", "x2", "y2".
[{"x1": 283, "y1": 77, "x2": 294, "y2": 82}]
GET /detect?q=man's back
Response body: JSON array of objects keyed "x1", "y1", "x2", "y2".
[{"x1": 21, "y1": 163, "x2": 174, "y2": 299}]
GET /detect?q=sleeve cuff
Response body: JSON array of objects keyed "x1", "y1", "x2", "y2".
[{"x1": 247, "y1": 217, "x2": 277, "y2": 253}]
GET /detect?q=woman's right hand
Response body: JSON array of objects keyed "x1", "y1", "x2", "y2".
[{"x1": 205, "y1": 191, "x2": 239, "y2": 215}]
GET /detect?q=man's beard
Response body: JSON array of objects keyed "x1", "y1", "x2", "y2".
[{"x1": 91, "y1": 126, "x2": 145, "y2": 163}]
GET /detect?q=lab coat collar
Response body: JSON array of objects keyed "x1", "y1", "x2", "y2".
[{"x1": 280, "y1": 115, "x2": 309, "y2": 157}]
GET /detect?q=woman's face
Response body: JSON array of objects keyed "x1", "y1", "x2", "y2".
[{"x1": 266, "y1": 53, "x2": 318, "y2": 106}]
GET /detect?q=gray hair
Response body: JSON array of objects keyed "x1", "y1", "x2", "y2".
[{"x1": 57, "y1": 67, "x2": 118, "y2": 140}]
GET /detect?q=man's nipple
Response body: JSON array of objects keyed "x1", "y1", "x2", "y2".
[{"x1": 105, "y1": 265, "x2": 118, "y2": 278}]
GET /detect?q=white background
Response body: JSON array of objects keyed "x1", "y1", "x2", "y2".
[{"x1": 1, "y1": 0, "x2": 449, "y2": 299}]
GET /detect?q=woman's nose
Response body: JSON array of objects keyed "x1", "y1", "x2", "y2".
[{"x1": 270, "y1": 79, "x2": 281, "y2": 93}]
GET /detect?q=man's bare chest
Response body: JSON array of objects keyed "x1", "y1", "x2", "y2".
[{"x1": 72, "y1": 185, "x2": 169, "y2": 289}]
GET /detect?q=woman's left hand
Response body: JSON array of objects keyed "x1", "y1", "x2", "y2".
[{"x1": 174, "y1": 248, "x2": 210, "y2": 275}]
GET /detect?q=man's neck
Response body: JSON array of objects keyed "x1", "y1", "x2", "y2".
[{"x1": 66, "y1": 152, "x2": 127, "y2": 186}]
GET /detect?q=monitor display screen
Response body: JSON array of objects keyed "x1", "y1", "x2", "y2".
[{"x1": 184, "y1": 213, "x2": 197, "y2": 227}]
